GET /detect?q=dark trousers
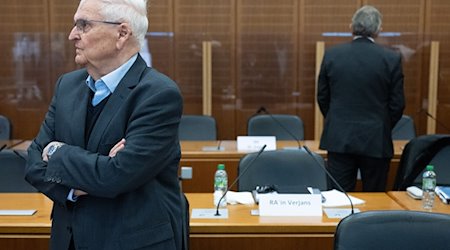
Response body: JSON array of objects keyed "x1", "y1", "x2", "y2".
[{"x1": 327, "y1": 152, "x2": 390, "y2": 192}]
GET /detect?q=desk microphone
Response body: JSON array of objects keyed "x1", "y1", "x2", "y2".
[
  {"x1": 217, "y1": 140, "x2": 223, "y2": 151},
  {"x1": 418, "y1": 109, "x2": 450, "y2": 132},
  {"x1": 303, "y1": 145, "x2": 354, "y2": 214},
  {"x1": 0, "y1": 144, "x2": 6, "y2": 152},
  {"x1": 13, "y1": 150, "x2": 27, "y2": 161},
  {"x1": 257, "y1": 106, "x2": 302, "y2": 149},
  {"x1": 215, "y1": 144, "x2": 267, "y2": 216}
]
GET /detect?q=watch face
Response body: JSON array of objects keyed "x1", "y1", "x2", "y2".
[{"x1": 47, "y1": 145, "x2": 57, "y2": 157}]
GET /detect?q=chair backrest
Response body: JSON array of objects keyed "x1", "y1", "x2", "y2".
[
  {"x1": 247, "y1": 114, "x2": 304, "y2": 140},
  {"x1": 392, "y1": 115, "x2": 416, "y2": 140},
  {"x1": 237, "y1": 148, "x2": 328, "y2": 192},
  {"x1": 179, "y1": 115, "x2": 217, "y2": 141},
  {"x1": 0, "y1": 150, "x2": 37, "y2": 192},
  {"x1": 0, "y1": 115, "x2": 11, "y2": 140},
  {"x1": 412, "y1": 144, "x2": 450, "y2": 186},
  {"x1": 393, "y1": 134, "x2": 450, "y2": 190},
  {"x1": 334, "y1": 210, "x2": 450, "y2": 250}
]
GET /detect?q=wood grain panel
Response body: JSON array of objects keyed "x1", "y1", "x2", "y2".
[
  {"x1": 427, "y1": 0, "x2": 450, "y2": 134},
  {"x1": 236, "y1": 0, "x2": 298, "y2": 137},
  {"x1": 147, "y1": 0, "x2": 174, "y2": 77},
  {"x1": 0, "y1": 0, "x2": 51, "y2": 139},
  {"x1": 174, "y1": 0, "x2": 235, "y2": 139}
]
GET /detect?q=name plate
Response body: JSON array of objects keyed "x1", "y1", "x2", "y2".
[
  {"x1": 259, "y1": 194, "x2": 322, "y2": 217},
  {"x1": 237, "y1": 136, "x2": 276, "y2": 151}
]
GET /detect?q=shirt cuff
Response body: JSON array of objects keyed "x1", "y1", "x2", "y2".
[{"x1": 67, "y1": 189, "x2": 78, "y2": 202}]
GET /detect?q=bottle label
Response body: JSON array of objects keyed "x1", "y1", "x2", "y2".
[{"x1": 423, "y1": 178, "x2": 436, "y2": 190}]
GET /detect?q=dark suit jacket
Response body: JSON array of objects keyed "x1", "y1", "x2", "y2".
[
  {"x1": 25, "y1": 55, "x2": 184, "y2": 250},
  {"x1": 317, "y1": 38, "x2": 405, "y2": 158}
]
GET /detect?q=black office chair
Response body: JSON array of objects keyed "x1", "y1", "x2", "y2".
[
  {"x1": 393, "y1": 134, "x2": 450, "y2": 190},
  {"x1": 392, "y1": 115, "x2": 416, "y2": 140},
  {"x1": 334, "y1": 210, "x2": 450, "y2": 250},
  {"x1": 0, "y1": 115, "x2": 11, "y2": 140},
  {"x1": 179, "y1": 115, "x2": 217, "y2": 141},
  {"x1": 237, "y1": 148, "x2": 328, "y2": 192},
  {"x1": 247, "y1": 114, "x2": 304, "y2": 140},
  {"x1": 0, "y1": 149, "x2": 37, "y2": 192}
]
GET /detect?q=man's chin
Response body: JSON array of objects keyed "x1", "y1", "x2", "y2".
[{"x1": 74, "y1": 57, "x2": 87, "y2": 66}]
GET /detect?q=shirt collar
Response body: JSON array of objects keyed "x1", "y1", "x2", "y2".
[
  {"x1": 353, "y1": 36, "x2": 375, "y2": 43},
  {"x1": 85, "y1": 54, "x2": 138, "y2": 93}
]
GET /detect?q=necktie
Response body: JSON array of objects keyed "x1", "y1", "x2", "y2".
[{"x1": 92, "y1": 80, "x2": 110, "y2": 106}]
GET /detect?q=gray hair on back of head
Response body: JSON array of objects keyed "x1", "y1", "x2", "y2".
[
  {"x1": 82, "y1": 0, "x2": 149, "y2": 49},
  {"x1": 351, "y1": 5, "x2": 382, "y2": 37}
]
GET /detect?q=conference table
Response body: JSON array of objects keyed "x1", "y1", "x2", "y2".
[
  {"x1": 388, "y1": 191, "x2": 450, "y2": 214},
  {"x1": 0, "y1": 192, "x2": 412, "y2": 250},
  {"x1": 10, "y1": 140, "x2": 408, "y2": 193}
]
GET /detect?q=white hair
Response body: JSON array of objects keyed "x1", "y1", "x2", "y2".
[{"x1": 81, "y1": 0, "x2": 149, "y2": 49}]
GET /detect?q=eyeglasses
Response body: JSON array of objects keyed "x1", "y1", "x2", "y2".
[{"x1": 73, "y1": 19, "x2": 122, "y2": 33}]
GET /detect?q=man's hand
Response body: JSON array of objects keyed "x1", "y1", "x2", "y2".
[{"x1": 109, "y1": 138, "x2": 126, "y2": 157}]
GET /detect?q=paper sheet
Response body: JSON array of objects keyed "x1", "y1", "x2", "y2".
[
  {"x1": 321, "y1": 189, "x2": 365, "y2": 207},
  {"x1": 226, "y1": 191, "x2": 255, "y2": 205}
]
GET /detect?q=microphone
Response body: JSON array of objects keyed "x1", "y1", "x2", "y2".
[
  {"x1": 0, "y1": 144, "x2": 6, "y2": 152},
  {"x1": 256, "y1": 106, "x2": 302, "y2": 148},
  {"x1": 302, "y1": 145, "x2": 354, "y2": 214},
  {"x1": 216, "y1": 140, "x2": 223, "y2": 151},
  {"x1": 418, "y1": 109, "x2": 450, "y2": 132},
  {"x1": 215, "y1": 144, "x2": 267, "y2": 216},
  {"x1": 13, "y1": 150, "x2": 27, "y2": 161}
]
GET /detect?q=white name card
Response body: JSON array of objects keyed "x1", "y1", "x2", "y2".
[
  {"x1": 259, "y1": 194, "x2": 322, "y2": 217},
  {"x1": 237, "y1": 136, "x2": 276, "y2": 151}
]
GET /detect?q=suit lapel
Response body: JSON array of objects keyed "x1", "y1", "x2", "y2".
[
  {"x1": 70, "y1": 78, "x2": 90, "y2": 147},
  {"x1": 86, "y1": 55, "x2": 148, "y2": 151}
]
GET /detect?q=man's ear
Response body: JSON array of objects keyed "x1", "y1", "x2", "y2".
[{"x1": 116, "y1": 23, "x2": 132, "y2": 49}]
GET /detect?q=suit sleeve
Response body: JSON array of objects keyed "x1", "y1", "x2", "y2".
[
  {"x1": 25, "y1": 76, "x2": 72, "y2": 207},
  {"x1": 389, "y1": 53, "x2": 405, "y2": 128},
  {"x1": 317, "y1": 53, "x2": 330, "y2": 116},
  {"x1": 43, "y1": 81, "x2": 183, "y2": 199}
]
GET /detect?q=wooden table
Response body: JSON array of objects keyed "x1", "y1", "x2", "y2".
[
  {"x1": 0, "y1": 193, "x2": 52, "y2": 250},
  {"x1": 187, "y1": 192, "x2": 404, "y2": 250},
  {"x1": 11, "y1": 140, "x2": 408, "y2": 193},
  {"x1": 0, "y1": 139, "x2": 25, "y2": 149},
  {"x1": 387, "y1": 191, "x2": 450, "y2": 214},
  {"x1": 0, "y1": 192, "x2": 404, "y2": 250}
]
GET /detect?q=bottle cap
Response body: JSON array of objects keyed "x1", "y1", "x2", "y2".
[
  {"x1": 426, "y1": 165, "x2": 434, "y2": 171},
  {"x1": 217, "y1": 164, "x2": 225, "y2": 170}
]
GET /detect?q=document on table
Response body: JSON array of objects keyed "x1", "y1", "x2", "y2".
[
  {"x1": 321, "y1": 189, "x2": 365, "y2": 207},
  {"x1": 0, "y1": 210, "x2": 36, "y2": 216}
]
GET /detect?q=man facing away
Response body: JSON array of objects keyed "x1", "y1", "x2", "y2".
[
  {"x1": 25, "y1": 0, "x2": 184, "y2": 249},
  {"x1": 317, "y1": 5, "x2": 405, "y2": 192}
]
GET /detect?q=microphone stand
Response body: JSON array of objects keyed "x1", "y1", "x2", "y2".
[
  {"x1": 303, "y1": 145, "x2": 354, "y2": 214},
  {"x1": 215, "y1": 144, "x2": 267, "y2": 216},
  {"x1": 257, "y1": 106, "x2": 302, "y2": 149}
]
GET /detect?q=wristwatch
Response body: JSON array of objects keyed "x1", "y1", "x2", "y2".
[{"x1": 47, "y1": 144, "x2": 62, "y2": 160}]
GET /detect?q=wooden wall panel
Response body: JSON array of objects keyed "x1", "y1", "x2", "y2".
[
  {"x1": 174, "y1": 0, "x2": 235, "y2": 139},
  {"x1": 427, "y1": 0, "x2": 450, "y2": 133},
  {"x1": 0, "y1": 0, "x2": 51, "y2": 139},
  {"x1": 147, "y1": 0, "x2": 174, "y2": 77},
  {"x1": 236, "y1": 0, "x2": 298, "y2": 137}
]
